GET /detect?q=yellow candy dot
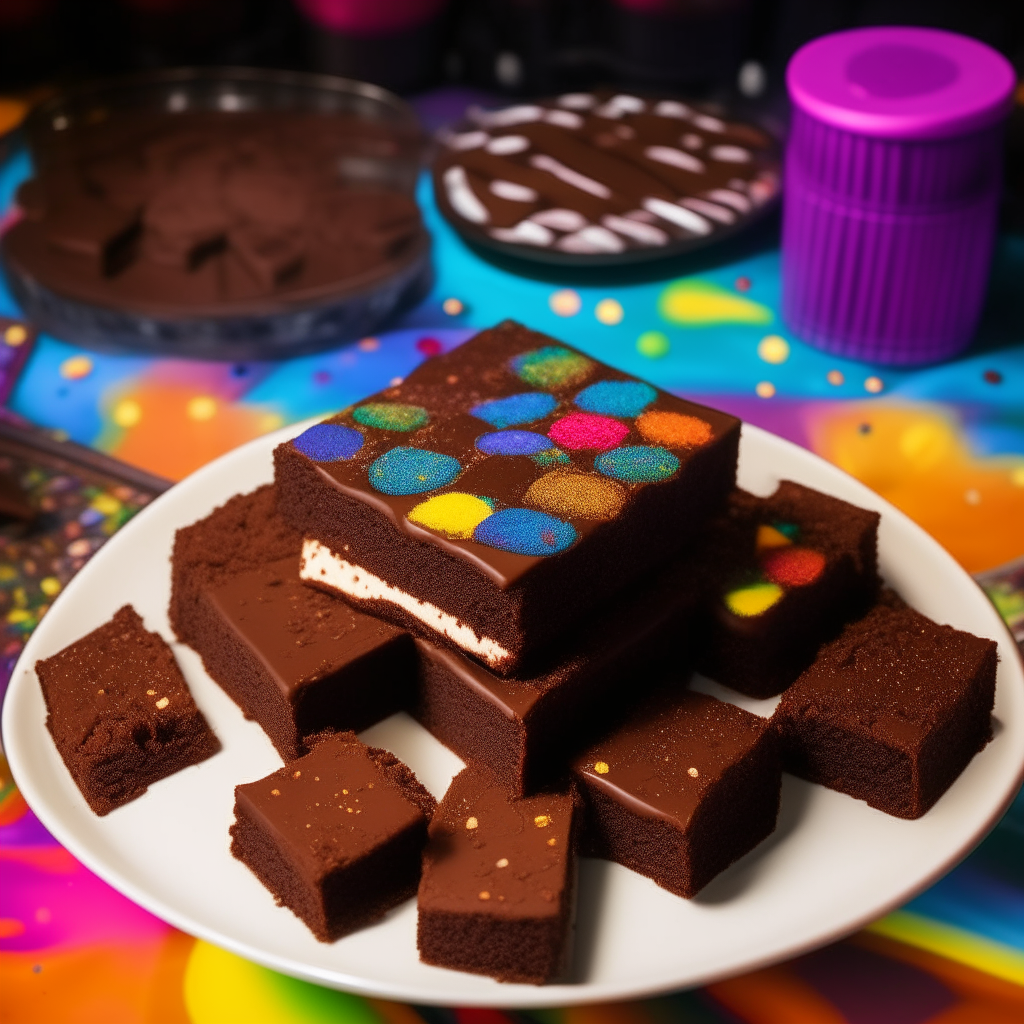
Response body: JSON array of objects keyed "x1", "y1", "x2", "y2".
[
  {"x1": 59, "y1": 355, "x2": 93, "y2": 380},
  {"x1": 594, "y1": 761, "x2": 610, "y2": 775},
  {"x1": 112, "y1": 400, "x2": 142, "y2": 428},
  {"x1": 1011, "y1": 466, "x2": 1024, "y2": 488},
  {"x1": 756, "y1": 524, "x2": 792, "y2": 551},
  {"x1": 865, "y1": 376, "x2": 884, "y2": 394},
  {"x1": 595, "y1": 298, "x2": 624, "y2": 325},
  {"x1": 40, "y1": 577, "x2": 61, "y2": 597},
  {"x1": 756, "y1": 381, "x2": 776, "y2": 398},
  {"x1": 725, "y1": 582, "x2": 783, "y2": 617},
  {"x1": 637, "y1": 331, "x2": 670, "y2": 358},
  {"x1": 549, "y1": 289, "x2": 582, "y2": 317},
  {"x1": 407, "y1": 492, "x2": 493, "y2": 539},
  {"x1": 90, "y1": 493, "x2": 120, "y2": 515},
  {"x1": 757, "y1": 335, "x2": 790, "y2": 364},
  {"x1": 5, "y1": 324, "x2": 28, "y2": 346},
  {"x1": 187, "y1": 396, "x2": 217, "y2": 421}
]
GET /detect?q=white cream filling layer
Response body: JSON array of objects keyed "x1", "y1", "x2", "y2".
[{"x1": 300, "y1": 538, "x2": 511, "y2": 669}]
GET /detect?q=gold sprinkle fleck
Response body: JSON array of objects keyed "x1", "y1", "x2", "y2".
[
  {"x1": 342, "y1": 789, "x2": 348, "y2": 795},
  {"x1": 547, "y1": 838, "x2": 557, "y2": 846},
  {"x1": 496, "y1": 858, "x2": 509, "y2": 868},
  {"x1": 271, "y1": 789, "x2": 280, "y2": 796},
  {"x1": 155, "y1": 697, "x2": 169, "y2": 709},
  {"x1": 293, "y1": 771, "x2": 301, "y2": 779},
  {"x1": 688, "y1": 767, "x2": 699, "y2": 777},
  {"x1": 594, "y1": 761, "x2": 610, "y2": 775},
  {"x1": 478, "y1": 891, "x2": 490, "y2": 901},
  {"x1": 534, "y1": 815, "x2": 550, "y2": 828},
  {"x1": 97, "y1": 689, "x2": 104, "y2": 695},
  {"x1": 347, "y1": 807, "x2": 353, "y2": 813},
  {"x1": 314, "y1": 777, "x2": 319, "y2": 781},
  {"x1": 146, "y1": 689, "x2": 156, "y2": 696},
  {"x1": 306, "y1": 823, "x2": 311, "y2": 828},
  {"x1": 368, "y1": 782, "x2": 374, "y2": 789},
  {"x1": 466, "y1": 816, "x2": 478, "y2": 830}
]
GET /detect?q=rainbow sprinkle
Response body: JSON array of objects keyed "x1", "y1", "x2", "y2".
[
  {"x1": 548, "y1": 411, "x2": 630, "y2": 451},
  {"x1": 352, "y1": 402, "x2": 429, "y2": 432},
  {"x1": 595, "y1": 446, "x2": 680, "y2": 484},
  {"x1": 292, "y1": 423, "x2": 363, "y2": 462},
  {"x1": 407, "y1": 493, "x2": 494, "y2": 539},
  {"x1": 725, "y1": 582, "x2": 784, "y2": 617},
  {"x1": 473, "y1": 508, "x2": 577, "y2": 556},
  {"x1": 476, "y1": 431, "x2": 553, "y2": 456},
  {"x1": 510, "y1": 346, "x2": 594, "y2": 389},
  {"x1": 574, "y1": 380, "x2": 657, "y2": 418},
  {"x1": 368, "y1": 447, "x2": 461, "y2": 495},
  {"x1": 471, "y1": 392, "x2": 557, "y2": 428},
  {"x1": 756, "y1": 524, "x2": 794, "y2": 551}
]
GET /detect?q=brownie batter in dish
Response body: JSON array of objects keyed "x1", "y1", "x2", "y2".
[
  {"x1": 433, "y1": 90, "x2": 779, "y2": 263},
  {"x1": 4, "y1": 110, "x2": 424, "y2": 315}
]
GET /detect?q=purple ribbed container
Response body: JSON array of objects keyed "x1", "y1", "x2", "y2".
[{"x1": 783, "y1": 27, "x2": 1016, "y2": 365}]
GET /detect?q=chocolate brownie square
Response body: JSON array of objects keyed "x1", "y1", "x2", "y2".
[
  {"x1": 36, "y1": 605, "x2": 220, "y2": 815},
  {"x1": 695, "y1": 481, "x2": 880, "y2": 697},
  {"x1": 230, "y1": 733, "x2": 435, "y2": 941},
  {"x1": 417, "y1": 765, "x2": 578, "y2": 984},
  {"x1": 276, "y1": 320, "x2": 739, "y2": 675},
  {"x1": 414, "y1": 552, "x2": 699, "y2": 795},
  {"x1": 774, "y1": 602, "x2": 998, "y2": 818},
  {"x1": 171, "y1": 487, "x2": 415, "y2": 759},
  {"x1": 572, "y1": 688, "x2": 780, "y2": 898}
]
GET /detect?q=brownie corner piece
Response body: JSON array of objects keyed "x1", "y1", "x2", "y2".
[
  {"x1": 36, "y1": 604, "x2": 220, "y2": 816},
  {"x1": 774, "y1": 601, "x2": 998, "y2": 819},
  {"x1": 572, "y1": 688, "x2": 780, "y2": 898},
  {"x1": 229, "y1": 732, "x2": 435, "y2": 942},
  {"x1": 417, "y1": 765, "x2": 578, "y2": 984}
]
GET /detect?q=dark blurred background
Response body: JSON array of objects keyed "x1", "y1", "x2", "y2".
[{"x1": 1, "y1": 0, "x2": 1022, "y2": 103}]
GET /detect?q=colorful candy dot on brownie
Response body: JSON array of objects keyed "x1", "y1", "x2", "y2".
[
  {"x1": 368, "y1": 447, "x2": 461, "y2": 495},
  {"x1": 352, "y1": 402, "x2": 429, "y2": 432},
  {"x1": 756, "y1": 523, "x2": 794, "y2": 551},
  {"x1": 291, "y1": 423, "x2": 364, "y2": 462},
  {"x1": 574, "y1": 380, "x2": 657, "y2": 418},
  {"x1": 473, "y1": 507, "x2": 577, "y2": 555},
  {"x1": 471, "y1": 392, "x2": 558, "y2": 428},
  {"x1": 548, "y1": 411, "x2": 630, "y2": 451},
  {"x1": 510, "y1": 346, "x2": 594, "y2": 388},
  {"x1": 407, "y1": 492, "x2": 495, "y2": 539},
  {"x1": 476, "y1": 430, "x2": 553, "y2": 456},
  {"x1": 725, "y1": 581, "x2": 783, "y2": 617},
  {"x1": 761, "y1": 547, "x2": 826, "y2": 587},
  {"x1": 637, "y1": 410, "x2": 713, "y2": 448},
  {"x1": 531, "y1": 448, "x2": 571, "y2": 467},
  {"x1": 524, "y1": 469, "x2": 627, "y2": 521},
  {"x1": 595, "y1": 445, "x2": 680, "y2": 483},
  {"x1": 772, "y1": 520, "x2": 800, "y2": 539}
]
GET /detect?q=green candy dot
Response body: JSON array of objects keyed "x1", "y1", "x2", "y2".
[
  {"x1": 352, "y1": 402, "x2": 429, "y2": 432},
  {"x1": 637, "y1": 331, "x2": 671, "y2": 359}
]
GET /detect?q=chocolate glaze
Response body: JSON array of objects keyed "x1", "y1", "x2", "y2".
[
  {"x1": 275, "y1": 321, "x2": 740, "y2": 672},
  {"x1": 230, "y1": 732, "x2": 435, "y2": 942},
  {"x1": 4, "y1": 111, "x2": 424, "y2": 317},
  {"x1": 36, "y1": 604, "x2": 220, "y2": 816},
  {"x1": 434, "y1": 91, "x2": 779, "y2": 260},
  {"x1": 417, "y1": 765, "x2": 578, "y2": 984},
  {"x1": 774, "y1": 600, "x2": 997, "y2": 819},
  {"x1": 573, "y1": 688, "x2": 780, "y2": 898}
]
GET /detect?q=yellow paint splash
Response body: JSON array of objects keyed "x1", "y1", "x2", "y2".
[{"x1": 659, "y1": 279, "x2": 773, "y2": 326}]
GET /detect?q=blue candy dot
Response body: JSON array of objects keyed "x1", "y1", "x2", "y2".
[
  {"x1": 476, "y1": 430, "x2": 553, "y2": 456},
  {"x1": 473, "y1": 508, "x2": 577, "y2": 556},
  {"x1": 595, "y1": 446, "x2": 680, "y2": 484},
  {"x1": 470, "y1": 392, "x2": 558, "y2": 429},
  {"x1": 292, "y1": 423, "x2": 364, "y2": 462},
  {"x1": 368, "y1": 447, "x2": 461, "y2": 496},
  {"x1": 575, "y1": 380, "x2": 657, "y2": 418}
]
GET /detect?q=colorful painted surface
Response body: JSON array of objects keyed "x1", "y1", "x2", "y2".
[{"x1": 2, "y1": 95, "x2": 1024, "y2": 1021}]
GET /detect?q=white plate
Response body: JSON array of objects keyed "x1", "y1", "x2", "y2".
[{"x1": 4, "y1": 423, "x2": 1023, "y2": 1008}]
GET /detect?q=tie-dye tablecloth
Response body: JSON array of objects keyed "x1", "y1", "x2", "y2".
[{"x1": 1, "y1": 115, "x2": 1023, "y2": 1024}]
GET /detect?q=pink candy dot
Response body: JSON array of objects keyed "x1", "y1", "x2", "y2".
[
  {"x1": 416, "y1": 336, "x2": 444, "y2": 357},
  {"x1": 548, "y1": 411, "x2": 629, "y2": 451}
]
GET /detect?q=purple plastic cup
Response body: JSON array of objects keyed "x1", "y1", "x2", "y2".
[{"x1": 782, "y1": 27, "x2": 1015, "y2": 365}]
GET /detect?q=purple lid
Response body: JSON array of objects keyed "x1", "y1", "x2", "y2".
[{"x1": 787, "y1": 27, "x2": 1015, "y2": 140}]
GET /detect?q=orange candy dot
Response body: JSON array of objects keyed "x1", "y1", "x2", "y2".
[
  {"x1": 637, "y1": 410, "x2": 713, "y2": 449},
  {"x1": 762, "y1": 547, "x2": 826, "y2": 587}
]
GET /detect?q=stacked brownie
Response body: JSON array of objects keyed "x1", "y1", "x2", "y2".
[{"x1": 37, "y1": 319, "x2": 1000, "y2": 986}]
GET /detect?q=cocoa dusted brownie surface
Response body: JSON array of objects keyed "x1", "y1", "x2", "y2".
[
  {"x1": 230, "y1": 732, "x2": 435, "y2": 942},
  {"x1": 417, "y1": 765, "x2": 578, "y2": 984},
  {"x1": 695, "y1": 481, "x2": 880, "y2": 698},
  {"x1": 572, "y1": 688, "x2": 779, "y2": 898},
  {"x1": 774, "y1": 601, "x2": 998, "y2": 819},
  {"x1": 171, "y1": 486, "x2": 414, "y2": 760},
  {"x1": 414, "y1": 551, "x2": 699, "y2": 795},
  {"x1": 276, "y1": 320, "x2": 739, "y2": 675},
  {"x1": 36, "y1": 604, "x2": 219, "y2": 815}
]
